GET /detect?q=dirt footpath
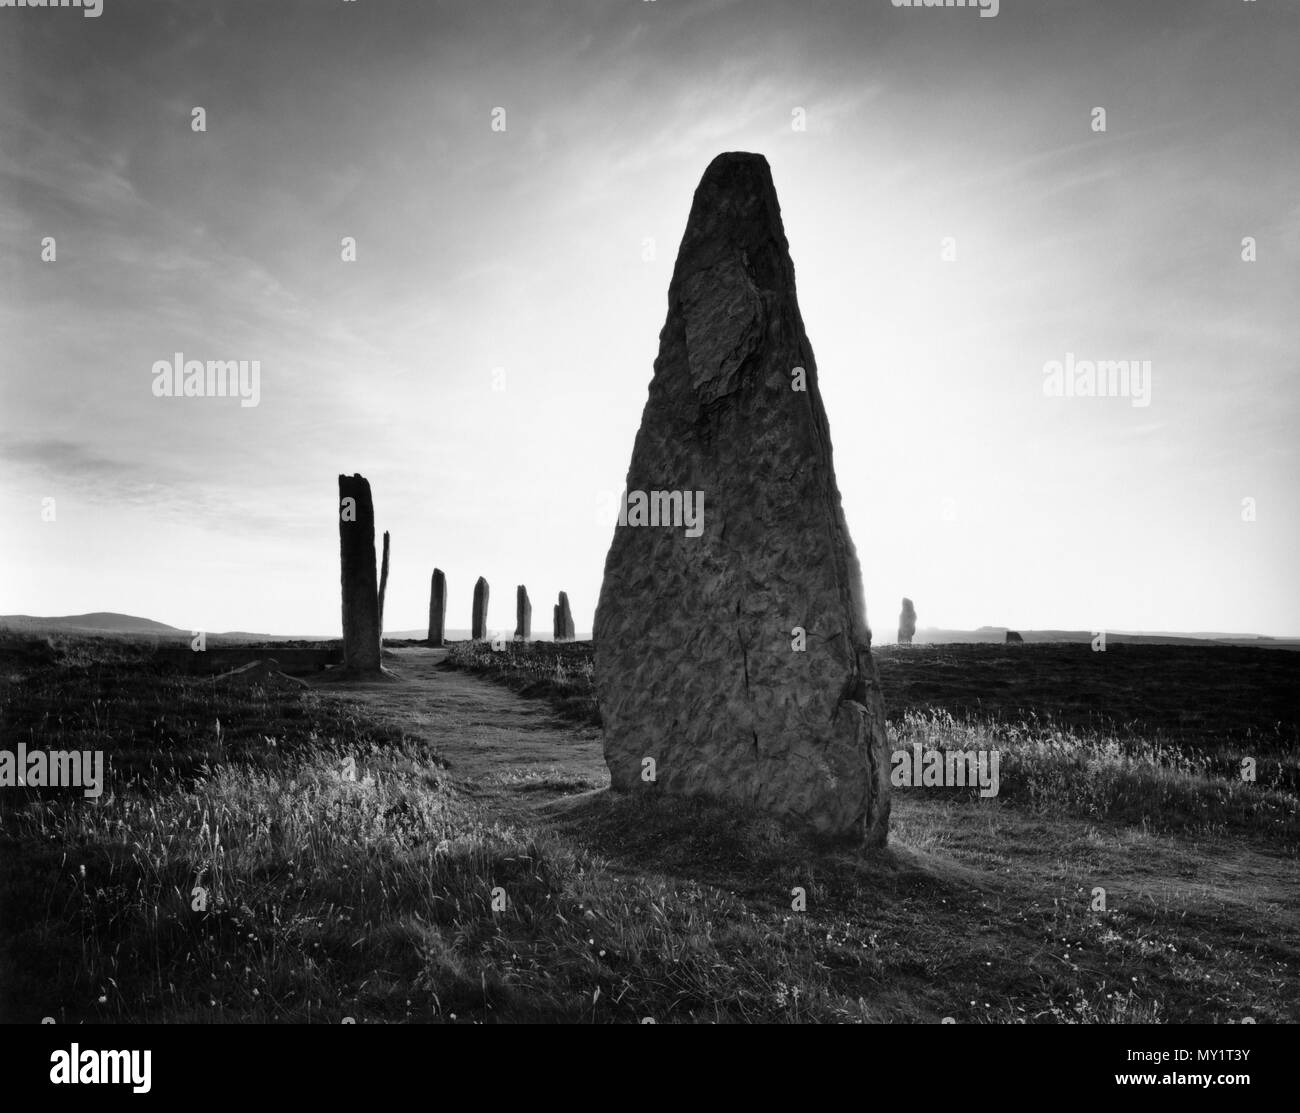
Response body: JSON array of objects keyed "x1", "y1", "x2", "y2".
[{"x1": 309, "y1": 646, "x2": 608, "y2": 819}]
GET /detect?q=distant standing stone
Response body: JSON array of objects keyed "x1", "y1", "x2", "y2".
[
  {"x1": 553, "y1": 591, "x2": 575, "y2": 642},
  {"x1": 472, "y1": 577, "x2": 490, "y2": 640},
  {"x1": 592, "y1": 152, "x2": 891, "y2": 845},
  {"x1": 428, "y1": 568, "x2": 447, "y2": 646},
  {"x1": 1006, "y1": 630, "x2": 1024, "y2": 644},
  {"x1": 515, "y1": 585, "x2": 532, "y2": 641},
  {"x1": 338, "y1": 473, "x2": 381, "y2": 671},
  {"x1": 898, "y1": 598, "x2": 916, "y2": 646}
]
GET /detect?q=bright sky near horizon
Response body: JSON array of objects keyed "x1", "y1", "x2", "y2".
[{"x1": 2, "y1": 0, "x2": 1298, "y2": 639}]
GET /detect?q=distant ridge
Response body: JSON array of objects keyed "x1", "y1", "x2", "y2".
[
  {"x1": 905, "y1": 627, "x2": 1300, "y2": 650},
  {"x1": 0, "y1": 614, "x2": 592, "y2": 642},
  {"x1": 0, "y1": 614, "x2": 1287, "y2": 648},
  {"x1": 0, "y1": 612, "x2": 185, "y2": 634}
]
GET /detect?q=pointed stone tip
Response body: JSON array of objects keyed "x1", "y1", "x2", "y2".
[
  {"x1": 699, "y1": 151, "x2": 773, "y2": 190},
  {"x1": 705, "y1": 150, "x2": 770, "y2": 168},
  {"x1": 672, "y1": 151, "x2": 790, "y2": 297}
]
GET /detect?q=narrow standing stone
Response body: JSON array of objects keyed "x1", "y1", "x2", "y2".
[
  {"x1": 338, "y1": 473, "x2": 381, "y2": 671},
  {"x1": 515, "y1": 585, "x2": 532, "y2": 641},
  {"x1": 428, "y1": 568, "x2": 447, "y2": 646},
  {"x1": 898, "y1": 598, "x2": 916, "y2": 645},
  {"x1": 472, "y1": 577, "x2": 490, "y2": 640},
  {"x1": 553, "y1": 591, "x2": 575, "y2": 642},
  {"x1": 378, "y1": 530, "x2": 391, "y2": 643}
]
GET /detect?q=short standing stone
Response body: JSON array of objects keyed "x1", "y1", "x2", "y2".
[
  {"x1": 472, "y1": 577, "x2": 490, "y2": 640},
  {"x1": 338, "y1": 474, "x2": 381, "y2": 671},
  {"x1": 515, "y1": 585, "x2": 532, "y2": 641},
  {"x1": 428, "y1": 568, "x2": 447, "y2": 646},
  {"x1": 554, "y1": 591, "x2": 575, "y2": 642},
  {"x1": 898, "y1": 598, "x2": 916, "y2": 645},
  {"x1": 1006, "y1": 630, "x2": 1024, "y2": 644},
  {"x1": 593, "y1": 152, "x2": 890, "y2": 845}
]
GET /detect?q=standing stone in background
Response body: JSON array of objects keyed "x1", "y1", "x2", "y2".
[
  {"x1": 472, "y1": 577, "x2": 490, "y2": 640},
  {"x1": 338, "y1": 473, "x2": 381, "y2": 672},
  {"x1": 554, "y1": 591, "x2": 575, "y2": 642},
  {"x1": 898, "y1": 597, "x2": 916, "y2": 645},
  {"x1": 515, "y1": 585, "x2": 532, "y2": 641},
  {"x1": 593, "y1": 152, "x2": 891, "y2": 845},
  {"x1": 428, "y1": 568, "x2": 447, "y2": 646},
  {"x1": 1006, "y1": 630, "x2": 1024, "y2": 644},
  {"x1": 378, "y1": 531, "x2": 391, "y2": 643}
]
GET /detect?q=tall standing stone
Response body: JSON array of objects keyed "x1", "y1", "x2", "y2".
[
  {"x1": 472, "y1": 577, "x2": 489, "y2": 641},
  {"x1": 553, "y1": 591, "x2": 575, "y2": 642},
  {"x1": 338, "y1": 473, "x2": 381, "y2": 672},
  {"x1": 378, "y1": 531, "x2": 391, "y2": 643},
  {"x1": 898, "y1": 598, "x2": 916, "y2": 645},
  {"x1": 592, "y1": 152, "x2": 890, "y2": 845},
  {"x1": 428, "y1": 568, "x2": 447, "y2": 646},
  {"x1": 515, "y1": 585, "x2": 532, "y2": 641}
]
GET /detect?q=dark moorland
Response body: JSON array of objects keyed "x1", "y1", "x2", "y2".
[{"x1": 1, "y1": 635, "x2": 1296, "y2": 1023}]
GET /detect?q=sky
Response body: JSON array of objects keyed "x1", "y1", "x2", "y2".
[{"x1": 2, "y1": 0, "x2": 1298, "y2": 639}]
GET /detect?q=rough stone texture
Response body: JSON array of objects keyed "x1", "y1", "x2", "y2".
[
  {"x1": 338, "y1": 473, "x2": 381, "y2": 671},
  {"x1": 428, "y1": 568, "x2": 447, "y2": 646},
  {"x1": 554, "y1": 591, "x2": 575, "y2": 642},
  {"x1": 472, "y1": 577, "x2": 490, "y2": 640},
  {"x1": 515, "y1": 585, "x2": 532, "y2": 641},
  {"x1": 592, "y1": 152, "x2": 890, "y2": 845},
  {"x1": 1006, "y1": 630, "x2": 1024, "y2": 644},
  {"x1": 378, "y1": 530, "x2": 391, "y2": 643},
  {"x1": 898, "y1": 598, "x2": 916, "y2": 645}
]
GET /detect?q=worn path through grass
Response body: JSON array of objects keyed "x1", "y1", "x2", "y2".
[{"x1": 313, "y1": 646, "x2": 609, "y2": 819}]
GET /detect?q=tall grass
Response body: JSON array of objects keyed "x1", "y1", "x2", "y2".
[{"x1": 893, "y1": 709, "x2": 1299, "y2": 843}]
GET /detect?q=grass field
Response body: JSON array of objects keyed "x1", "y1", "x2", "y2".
[{"x1": 1, "y1": 634, "x2": 1296, "y2": 1023}]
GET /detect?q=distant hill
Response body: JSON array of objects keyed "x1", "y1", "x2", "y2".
[
  {"x1": 0, "y1": 612, "x2": 185, "y2": 635},
  {"x1": 0, "y1": 615, "x2": 594, "y2": 643}
]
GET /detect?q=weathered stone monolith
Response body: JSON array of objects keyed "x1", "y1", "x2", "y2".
[
  {"x1": 515, "y1": 585, "x2": 532, "y2": 641},
  {"x1": 378, "y1": 530, "x2": 391, "y2": 642},
  {"x1": 428, "y1": 568, "x2": 446, "y2": 646},
  {"x1": 338, "y1": 474, "x2": 381, "y2": 671},
  {"x1": 553, "y1": 591, "x2": 575, "y2": 642},
  {"x1": 592, "y1": 152, "x2": 890, "y2": 845},
  {"x1": 898, "y1": 598, "x2": 916, "y2": 645},
  {"x1": 1006, "y1": 630, "x2": 1024, "y2": 644},
  {"x1": 472, "y1": 577, "x2": 489, "y2": 640}
]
